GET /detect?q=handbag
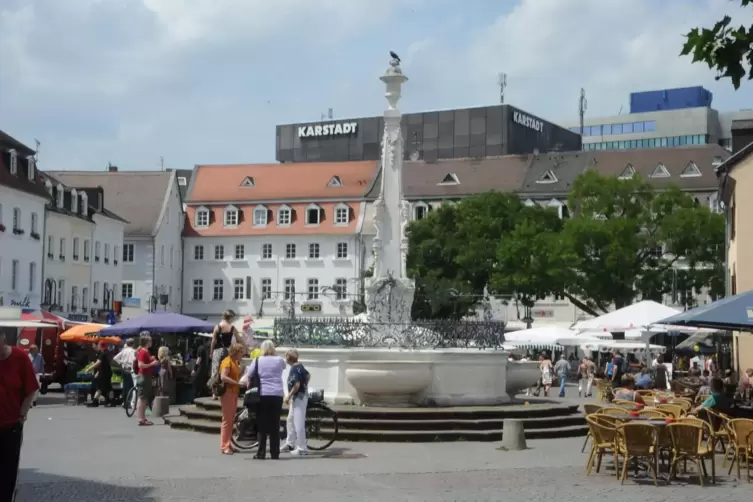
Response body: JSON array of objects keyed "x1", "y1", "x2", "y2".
[
  {"x1": 243, "y1": 360, "x2": 261, "y2": 407},
  {"x1": 208, "y1": 371, "x2": 226, "y2": 397}
]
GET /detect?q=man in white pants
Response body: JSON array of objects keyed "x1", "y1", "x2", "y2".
[
  {"x1": 578, "y1": 356, "x2": 595, "y2": 398},
  {"x1": 282, "y1": 349, "x2": 310, "y2": 455}
]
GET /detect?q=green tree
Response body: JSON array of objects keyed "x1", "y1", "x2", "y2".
[{"x1": 681, "y1": 0, "x2": 753, "y2": 89}]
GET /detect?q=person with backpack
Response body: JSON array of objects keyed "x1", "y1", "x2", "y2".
[{"x1": 209, "y1": 310, "x2": 238, "y2": 400}]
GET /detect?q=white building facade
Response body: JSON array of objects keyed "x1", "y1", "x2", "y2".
[{"x1": 91, "y1": 206, "x2": 126, "y2": 316}]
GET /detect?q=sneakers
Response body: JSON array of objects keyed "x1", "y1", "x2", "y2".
[
  {"x1": 280, "y1": 443, "x2": 295, "y2": 453},
  {"x1": 290, "y1": 448, "x2": 308, "y2": 456}
]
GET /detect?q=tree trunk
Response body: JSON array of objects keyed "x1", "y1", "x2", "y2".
[{"x1": 563, "y1": 292, "x2": 601, "y2": 317}]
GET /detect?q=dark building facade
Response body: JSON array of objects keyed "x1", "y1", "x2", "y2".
[{"x1": 276, "y1": 104, "x2": 581, "y2": 163}]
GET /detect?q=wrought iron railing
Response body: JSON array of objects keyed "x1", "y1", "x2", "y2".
[{"x1": 272, "y1": 317, "x2": 506, "y2": 349}]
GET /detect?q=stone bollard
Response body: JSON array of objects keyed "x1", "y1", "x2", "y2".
[
  {"x1": 500, "y1": 419, "x2": 527, "y2": 451},
  {"x1": 152, "y1": 396, "x2": 170, "y2": 418}
]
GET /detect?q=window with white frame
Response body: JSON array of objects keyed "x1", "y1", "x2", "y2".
[
  {"x1": 73, "y1": 238, "x2": 80, "y2": 260},
  {"x1": 27, "y1": 156, "x2": 35, "y2": 180},
  {"x1": 335, "y1": 205, "x2": 349, "y2": 225},
  {"x1": 214, "y1": 245, "x2": 224, "y2": 260},
  {"x1": 233, "y1": 278, "x2": 244, "y2": 300},
  {"x1": 335, "y1": 278, "x2": 348, "y2": 300},
  {"x1": 178, "y1": 176, "x2": 187, "y2": 186},
  {"x1": 82, "y1": 287, "x2": 89, "y2": 310},
  {"x1": 121, "y1": 283, "x2": 134, "y2": 299},
  {"x1": 414, "y1": 203, "x2": 429, "y2": 220},
  {"x1": 9, "y1": 150, "x2": 17, "y2": 175},
  {"x1": 29, "y1": 262, "x2": 36, "y2": 292},
  {"x1": 262, "y1": 243, "x2": 272, "y2": 260},
  {"x1": 12, "y1": 207, "x2": 21, "y2": 231},
  {"x1": 93, "y1": 282, "x2": 99, "y2": 304},
  {"x1": 234, "y1": 244, "x2": 245, "y2": 260},
  {"x1": 81, "y1": 192, "x2": 88, "y2": 216},
  {"x1": 336, "y1": 242, "x2": 348, "y2": 259},
  {"x1": 224, "y1": 206, "x2": 239, "y2": 227},
  {"x1": 47, "y1": 235, "x2": 53, "y2": 258},
  {"x1": 45, "y1": 179, "x2": 53, "y2": 195},
  {"x1": 284, "y1": 278, "x2": 295, "y2": 300},
  {"x1": 194, "y1": 245, "x2": 204, "y2": 260},
  {"x1": 83, "y1": 240, "x2": 90, "y2": 262},
  {"x1": 309, "y1": 243, "x2": 320, "y2": 259},
  {"x1": 113, "y1": 245, "x2": 119, "y2": 264},
  {"x1": 60, "y1": 238, "x2": 66, "y2": 259},
  {"x1": 56, "y1": 184, "x2": 64, "y2": 208},
  {"x1": 253, "y1": 205, "x2": 268, "y2": 226},
  {"x1": 30, "y1": 213, "x2": 38, "y2": 235},
  {"x1": 192, "y1": 279, "x2": 204, "y2": 301},
  {"x1": 195, "y1": 208, "x2": 209, "y2": 227},
  {"x1": 9, "y1": 260, "x2": 18, "y2": 291},
  {"x1": 285, "y1": 244, "x2": 296, "y2": 259},
  {"x1": 104, "y1": 243, "x2": 110, "y2": 264},
  {"x1": 261, "y1": 278, "x2": 272, "y2": 299},
  {"x1": 57, "y1": 279, "x2": 65, "y2": 306},
  {"x1": 95, "y1": 241, "x2": 101, "y2": 261},
  {"x1": 71, "y1": 189, "x2": 78, "y2": 213},
  {"x1": 71, "y1": 286, "x2": 79, "y2": 310},
  {"x1": 213, "y1": 279, "x2": 224, "y2": 301},
  {"x1": 277, "y1": 206, "x2": 292, "y2": 226},
  {"x1": 122, "y1": 244, "x2": 134, "y2": 262},
  {"x1": 307, "y1": 278, "x2": 319, "y2": 300},
  {"x1": 305, "y1": 204, "x2": 321, "y2": 225}
]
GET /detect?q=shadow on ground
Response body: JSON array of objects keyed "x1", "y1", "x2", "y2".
[{"x1": 16, "y1": 470, "x2": 155, "y2": 502}]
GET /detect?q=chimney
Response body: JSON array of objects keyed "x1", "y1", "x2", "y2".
[
  {"x1": 731, "y1": 120, "x2": 753, "y2": 154},
  {"x1": 107, "y1": 162, "x2": 118, "y2": 172},
  {"x1": 98, "y1": 189, "x2": 104, "y2": 211}
]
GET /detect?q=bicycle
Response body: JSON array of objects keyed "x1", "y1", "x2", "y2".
[
  {"x1": 232, "y1": 389, "x2": 338, "y2": 452},
  {"x1": 124, "y1": 380, "x2": 155, "y2": 418}
]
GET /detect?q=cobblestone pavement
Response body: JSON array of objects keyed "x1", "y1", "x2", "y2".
[{"x1": 16, "y1": 393, "x2": 753, "y2": 501}]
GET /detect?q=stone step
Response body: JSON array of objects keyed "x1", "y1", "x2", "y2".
[
  {"x1": 164, "y1": 415, "x2": 587, "y2": 441},
  {"x1": 178, "y1": 404, "x2": 584, "y2": 431}
]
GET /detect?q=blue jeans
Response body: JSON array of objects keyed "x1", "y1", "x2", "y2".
[{"x1": 559, "y1": 374, "x2": 567, "y2": 396}]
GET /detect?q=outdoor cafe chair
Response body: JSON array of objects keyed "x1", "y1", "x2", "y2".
[
  {"x1": 615, "y1": 422, "x2": 660, "y2": 486},
  {"x1": 612, "y1": 399, "x2": 638, "y2": 407},
  {"x1": 656, "y1": 404, "x2": 685, "y2": 418},
  {"x1": 599, "y1": 407, "x2": 631, "y2": 417},
  {"x1": 637, "y1": 408, "x2": 669, "y2": 419},
  {"x1": 698, "y1": 408, "x2": 731, "y2": 459},
  {"x1": 635, "y1": 390, "x2": 656, "y2": 399},
  {"x1": 667, "y1": 420, "x2": 716, "y2": 485},
  {"x1": 585, "y1": 415, "x2": 619, "y2": 477},
  {"x1": 668, "y1": 399, "x2": 693, "y2": 412},
  {"x1": 581, "y1": 404, "x2": 604, "y2": 453},
  {"x1": 725, "y1": 418, "x2": 753, "y2": 481}
]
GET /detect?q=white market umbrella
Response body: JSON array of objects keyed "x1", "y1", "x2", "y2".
[{"x1": 572, "y1": 300, "x2": 681, "y2": 332}]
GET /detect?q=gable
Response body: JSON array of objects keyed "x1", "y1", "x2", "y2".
[
  {"x1": 680, "y1": 162, "x2": 701, "y2": 178},
  {"x1": 240, "y1": 176, "x2": 255, "y2": 187},
  {"x1": 438, "y1": 173, "x2": 460, "y2": 185},
  {"x1": 537, "y1": 170, "x2": 557, "y2": 183},
  {"x1": 649, "y1": 163, "x2": 670, "y2": 178},
  {"x1": 618, "y1": 164, "x2": 635, "y2": 180},
  {"x1": 327, "y1": 176, "x2": 343, "y2": 188}
]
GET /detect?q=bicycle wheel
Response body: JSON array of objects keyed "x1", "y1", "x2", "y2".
[
  {"x1": 124, "y1": 387, "x2": 137, "y2": 417},
  {"x1": 231, "y1": 409, "x2": 259, "y2": 451},
  {"x1": 306, "y1": 402, "x2": 337, "y2": 451}
]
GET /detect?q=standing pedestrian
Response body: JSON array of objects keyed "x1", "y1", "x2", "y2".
[
  {"x1": 218, "y1": 344, "x2": 245, "y2": 455},
  {"x1": 135, "y1": 333, "x2": 159, "y2": 426},
  {"x1": 191, "y1": 339, "x2": 210, "y2": 399},
  {"x1": 243, "y1": 340, "x2": 286, "y2": 460},
  {"x1": 87, "y1": 342, "x2": 115, "y2": 407},
  {"x1": 210, "y1": 310, "x2": 237, "y2": 400},
  {"x1": 282, "y1": 349, "x2": 310, "y2": 456},
  {"x1": 0, "y1": 329, "x2": 40, "y2": 501},
  {"x1": 114, "y1": 338, "x2": 137, "y2": 409},
  {"x1": 28, "y1": 345, "x2": 44, "y2": 406},
  {"x1": 540, "y1": 353, "x2": 553, "y2": 397},
  {"x1": 554, "y1": 354, "x2": 570, "y2": 398}
]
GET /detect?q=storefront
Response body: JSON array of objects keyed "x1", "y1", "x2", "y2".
[{"x1": 276, "y1": 104, "x2": 581, "y2": 163}]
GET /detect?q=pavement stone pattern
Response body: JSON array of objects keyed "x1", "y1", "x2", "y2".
[{"x1": 16, "y1": 390, "x2": 753, "y2": 501}]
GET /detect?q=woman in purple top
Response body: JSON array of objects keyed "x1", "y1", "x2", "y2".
[{"x1": 244, "y1": 340, "x2": 286, "y2": 459}]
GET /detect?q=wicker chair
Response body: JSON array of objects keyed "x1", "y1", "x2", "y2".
[
  {"x1": 635, "y1": 389, "x2": 656, "y2": 399},
  {"x1": 595, "y1": 379, "x2": 613, "y2": 402},
  {"x1": 667, "y1": 420, "x2": 716, "y2": 485},
  {"x1": 637, "y1": 408, "x2": 669, "y2": 419},
  {"x1": 615, "y1": 422, "x2": 660, "y2": 485},
  {"x1": 656, "y1": 404, "x2": 685, "y2": 418},
  {"x1": 726, "y1": 418, "x2": 753, "y2": 481},
  {"x1": 585, "y1": 415, "x2": 620, "y2": 477},
  {"x1": 698, "y1": 408, "x2": 731, "y2": 458},
  {"x1": 695, "y1": 393, "x2": 711, "y2": 405},
  {"x1": 581, "y1": 404, "x2": 604, "y2": 453},
  {"x1": 599, "y1": 407, "x2": 631, "y2": 417},
  {"x1": 669, "y1": 399, "x2": 693, "y2": 412},
  {"x1": 613, "y1": 399, "x2": 639, "y2": 407}
]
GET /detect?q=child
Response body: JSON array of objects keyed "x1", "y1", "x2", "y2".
[{"x1": 282, "y1": 349, "x2": 310, "y2": 455}]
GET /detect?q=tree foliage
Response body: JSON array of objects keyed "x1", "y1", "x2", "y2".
[{"x1": 681, "y1": 0, "x2": 753, "y2": 89}]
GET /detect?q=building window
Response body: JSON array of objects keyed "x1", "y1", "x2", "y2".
[
  {"x1": 92, "y1": 282, "x2": 99, "y2": 304},
  {"x1": 285, "y1": 244, "x2": 296, "y2": 259},
  {"x1": 335, "y1": 205, "x2": 349, "y2": 225},
  {"x1": 262, "y1": 243, "x2": 272, "y2": 260},
  {"x1": 57, "y1": 279, "x2": 64, "y2": 306},
  {"x1": 123, "y1": 244, "x2": 134, "y2": 262},
  {"x1": 27, "y1": 157, "x2": 35, "y2": 180},
  {"x1": 73, "y1": 238, "x2": 80, "y2": 261},
  {"x1": 213, "y1": 279, "x2": 224, "y2": 301},
  {"x1": 160, "y1": 245, "x2": 165, "y2": 265},
  {"x1": 277, "y1": 206, "x2": 291, "y2": 226},
  {"x1": 29, "y1": 262, "x2": 36, "y2": 292},
  {"x1": 195, "y1": 209, "x2": 209, "y2": 227},
  {"x1": 194, "y1": 245, "x2": 204, "y2": 260},
  {"x1": 11, "y1": 260, "x2": 19, "y2": 291},
  {"x1": 309, "y1": 243, "x2": 320, "y2": 259},
  {"x1": 95, "y1": 242, "x2": 101, "y2": 261},
  {"x1": 9, "y1": 150, "x2": 17, "y2": 175},
  {"x1": 113, "y1": 245, "x2": 118, "y2": 265},
  {"x1": 84, "y1": 240, "x2": 90, "y2": 262},
  {"x1": 47, "y1": 235, "x2": 54, "y2": 259},
  {"x1": 30, "y1": 212, "x2": 38, "y2": 235},
  {"x1": 335, "y1": 278, "x2": 347, "y2": 300},
  {"x1": 12, "y1": 207, "x2": 21, "y2": 231},
  {"x1": 122, "y1": 283, "x2": 134, "y2": 299},
  {"x1": 261, "y1": 278, "x2": 272, "y2": 299},
  {"x1": 178, "y1": 176, "x2": 187, "y2": 186},
  {"x1": 414, "y1": 203, "x2": 428, "y2": 220},
  {"x1": 214, "y1": 245, "x2": 224, "y2": 260},
  {"x1": 253, "y1": 206, "x2": 268, "y2": 226},
  {"x1": 60, "y1": 238, "x2": 66, "y2": 260},
  {"x1": 305, "y1": 204, "x2": 321, "y2": 225},
  {"x1": 192, "y1": 279, "x2": 204, "y2": 301},
  {"x1": 56, "y1": 185, "x2": 64, "y2": 208},
  {"x1": 71, "y1": 286, "x2": 79, "y2": 311},
  {"x1": 233, "y1": 278, "x2": 244, "y2": 300},
  {"x1": 307, "y1": 278, "x2": 319, "y2": 300},
  {"x1": 336, "y1": 242, "x2": 348, "y2": 259},
  {"x1": 224, "y1": 206, "x2": 239, "y2": 227},
  {"x1": 234, "y1": 244, "x2": 245, "y2": 260},
  {"x1": 82, "y1": 287, "x2": 89, "y2": 310},
  {"x1": 284, "y1": 278, "x2": 295, "y2": 300}
]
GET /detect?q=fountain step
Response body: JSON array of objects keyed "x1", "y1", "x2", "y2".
[
  {"x1": 164, "y1": 415, "x2": 587, "y2": 441},
  {"x1": 178, "y1": 404, "x2": 585, "y2": 431}
]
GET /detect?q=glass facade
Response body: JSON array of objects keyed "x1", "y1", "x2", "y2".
[
  {"x1": 583, "y1": 134, "x2": 708, "y2": 151},
  {"x1": 569, "y1": 120, "x2": 657, "y2": 137}
]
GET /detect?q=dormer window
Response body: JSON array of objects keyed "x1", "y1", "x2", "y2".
[
  {"x1": 305, "y1": 204, "x2": 322, "y2": 225},
  {"x1": 680, "y1": 161, "x2": 701, "y2": 178},
  {"x1": 536, "y1": 170, "x2": 558, "y2": 184},
  {"x1": 618, "y1": 165, "x2": 635, "y2": 180},
  {"x1": 253, "y1": 205, "x2": 268, "y2": 226},
  {"x1": 413, "y1": 202, "x2": 429, "y2": 220},
  {"x1": 334, "y1": 203, "x2": 349, "y2": 225},
  {"x1": 27, "y1": 156, "x2": 35, "y2": 181},
  {"x1": 56, "y1": 184, "x2": 64, "y2": 208},
  {"x1": 277, "y1": 205, "x2": 292, "y2": 226},
  {"x1": 71, "y1": 189, "x2": 78, "y2": 213},
  {"x1": 649, "y1": 163, "x2": 670, "y2": 178},
  {"x1": 240, "y1": 176, "x2": 255, "y2": 188},
  {"x1": 438, "y1": 173, "x2": 460, "y2": 186},
  {"x1": 327, "y1": 176, "x2": 343, "y2": 188},
  {"x1": 8, "y1": 150, "x2": 17, "y2": 175},
  {"x1": 81, "y1": 192, "x2": 88, "y2": 216},
  {"x1": 224, "y1": 205, "x2": 239, "y2": 227},
  {"x1": 195, "y1": 207, "x2": 209, "y2": 227},
  {"x1": 45, "y1": 179, "x2": 53, "y2": 196}
]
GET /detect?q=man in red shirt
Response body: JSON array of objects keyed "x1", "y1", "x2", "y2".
[
  {"x1": 0, "y1": 329, "x2": 39, "y2": 501},
  {"x1": 135, "y1": 333, "x2": 159, "y2": 426}
]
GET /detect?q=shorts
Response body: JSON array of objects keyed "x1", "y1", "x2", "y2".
[{"x1": 136, "y1": 374, "x2": 154, "y2": 401}]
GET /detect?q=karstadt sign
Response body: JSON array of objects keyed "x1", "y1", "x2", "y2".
[
  {"x1": 298, "y1": 122, "x2": 358, "y2": 139},
  {"x1": 513, "y1": 111, "x2": 544, "y2": 132}
]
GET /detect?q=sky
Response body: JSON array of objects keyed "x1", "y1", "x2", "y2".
[{"x1": 1, "y1": 0, "x2": 751, "y2": 171}]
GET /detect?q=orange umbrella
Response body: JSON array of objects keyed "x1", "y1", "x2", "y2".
[{"x1": 60, "y1": 324, "x2": 119, "y2": 345}]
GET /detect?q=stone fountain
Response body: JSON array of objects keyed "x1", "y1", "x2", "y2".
[{"x1": 273, "y1": 57, "x2": 539, "y2": 407}]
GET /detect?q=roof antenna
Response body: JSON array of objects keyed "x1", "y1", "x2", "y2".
[
  {"x1": 498, "y1": 73, "x2": 507, "y2": 104},
  {"x1": 160, "y1": 156, "x2": 165, "y2": 171},
  {"x1": 34, "y1": 139, "x2": 40, "y2": 163}
]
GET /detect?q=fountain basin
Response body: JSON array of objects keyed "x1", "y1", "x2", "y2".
[
  {"x1": 259, "y1": 347, "x2": 512, "y2": 407},
  {"x1": 506, "y1": 361, "x2": 541, "y2": 395}
]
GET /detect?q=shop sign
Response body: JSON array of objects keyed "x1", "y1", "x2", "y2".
[
  {"x1": 298, "y1": 122, "x2": 357, "y2": 138},
  {"x1": 68, "y1": 314, "x2": 90, "y2": 322},
  {"x1": 8, "y1": 296, "x2": 32, "y2": 308},
  {"x1": 513, "y1": 111, "x2": 543, "y2": 132},
  {"x1": 300, "y1": 303, "x2": 322, "y2": 313},
  {"x1": 532, "y1": 309, "x2": 554, "y2": 318}
]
